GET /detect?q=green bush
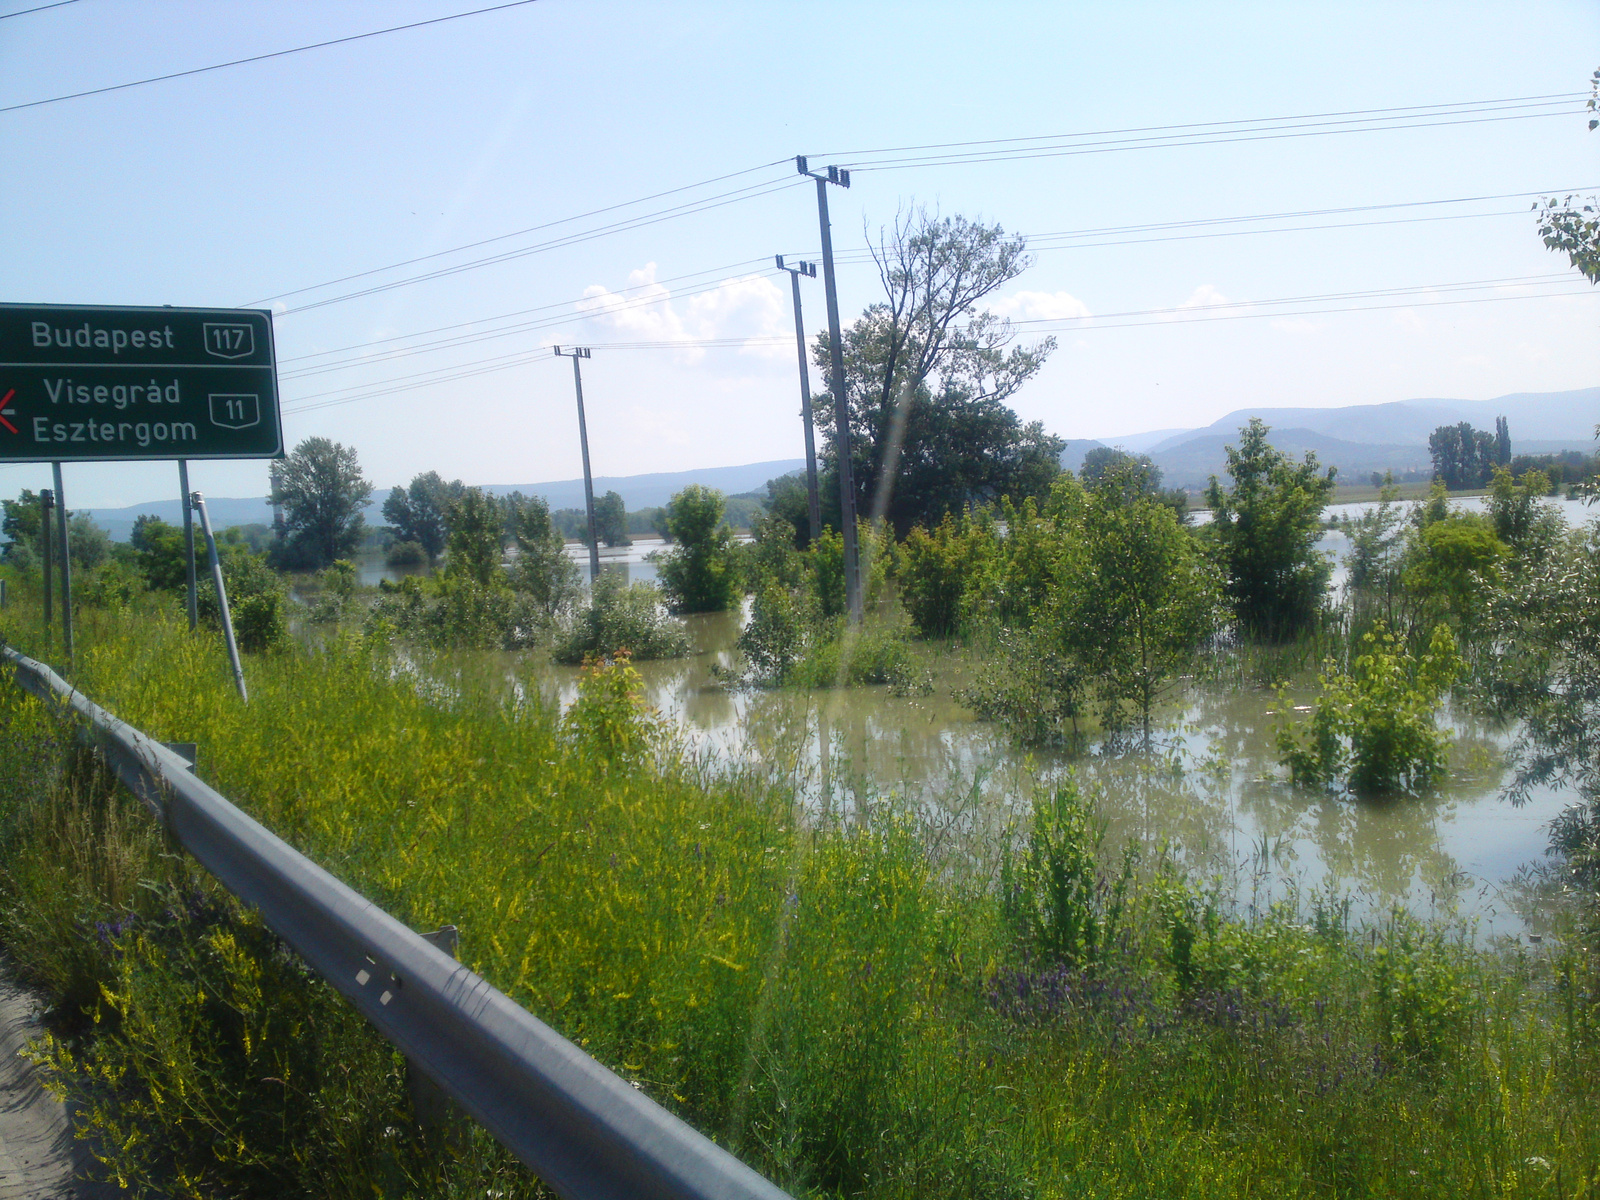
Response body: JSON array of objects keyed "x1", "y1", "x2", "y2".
[
  {"x1": 1277, "y1": 622, "x2": 1462, "y2": 794},
  {"x1": 898, "y1": 510, "x2": 996, "y2": 638},
  {"x1": 1001, "y1": 782, "x2": 1128, "y2": 970},
  {"x1": 552, "y1": 571, "x2": 689, "y2": 663},
  {"x1": 655, "y1": 485, "x2": 739, "y2": 613},
  {"x1": 197, "y1": 553, "x2": 288, "y2": 653}
]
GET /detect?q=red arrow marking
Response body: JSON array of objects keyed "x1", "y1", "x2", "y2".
[{"x1": 0, "y1": 390, "x2": 15, "y2": 435}]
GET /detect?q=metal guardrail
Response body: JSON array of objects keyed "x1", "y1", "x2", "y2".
[{"x1": 2, "y1": 644, "x2": 792, "y2": 1200}]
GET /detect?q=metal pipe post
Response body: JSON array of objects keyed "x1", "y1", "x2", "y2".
[
  {"x1": 38, "y1": 490, "x2": 52, "y2": 632},
  {"x1": 778, "y1": 257, "x2": 824, "y2": 545},
  {"x1": 52, "y1": 463, "x2": 72, "y2": 661},
  {"x1": 802, "y1": 160, "x2": 862, "y2": 622},
  {"x1": 555, "y1": 347, "x2": 601, "y2": 582},
  {"x1": 179, "y1": 460, "x2": 198, "y2": 630},
  {"x1": 192, "y1": 492, "x2": 248, "y2": 702}
]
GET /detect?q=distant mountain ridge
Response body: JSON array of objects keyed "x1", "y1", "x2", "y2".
[{"x1": 1078, "y1": 386, "x2": 1598, "y2": 489}]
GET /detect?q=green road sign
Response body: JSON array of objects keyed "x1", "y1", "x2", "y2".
[{"x1": 0, "y1": 303, "x2": 281, "y2": 463}]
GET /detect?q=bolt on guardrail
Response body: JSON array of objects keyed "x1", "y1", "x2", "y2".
[{"x1": 2, "y1": 643, "x2": 793, "y2": 1200}]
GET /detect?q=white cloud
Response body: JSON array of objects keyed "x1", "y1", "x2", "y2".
[
  {"x1": 573, "y1": 263, "x2": 788, "y2": 364},
  {"x1": 990, "y1": 289, "x2": 1092, "y2": 322},
  {"x1": 1178, "y1": 284, "x2": 1230, "y2": 309}
]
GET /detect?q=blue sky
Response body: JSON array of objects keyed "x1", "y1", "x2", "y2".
[{"x1": 1, "y1": 0, "x2": 1597, "y2": 507}]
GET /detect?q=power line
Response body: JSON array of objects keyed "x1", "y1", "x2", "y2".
[
  {"x1": 0, "y1": 0, "x2": 81, "y2": 19},
  {"x1": 245, "y1": 162, "x2": 790, "y2": 307},
  {"x1": 273, "y1": 187, "x2": 1592, "y2": 381},
  {"x1": 277, "y1": 275, "x2": 1596, "y2": 418},
  {"x1": 826, "y1": 100, "x2": 1586, "y2": 173},
  {"x1": 277, "y1": 269, "x2": 772, "y2": 381},
  {"x1": 276, "y1": 177, "x2": 804, "y2": 315},
  {"x1": 814, "y1": 92, "x2": 1586, "y2": 159},
  {"x1": 0, "y1": 0, "x2": 542, "y2": 114},
  {"x1": 277, "y1": 256, "x2": 771, "y2": 366}
]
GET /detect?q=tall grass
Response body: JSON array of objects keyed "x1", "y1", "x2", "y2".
[{"x1": 1, "y1": 594, "x2": 1600, "y2": 1197}]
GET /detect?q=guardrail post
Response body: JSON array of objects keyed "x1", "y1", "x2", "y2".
[{"x1": 409, "y1": 925, "x2": 463, "y2": 1144}]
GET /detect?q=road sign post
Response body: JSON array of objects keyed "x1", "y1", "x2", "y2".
[{"x1": 0, "y1": 304, "x2": 282, "y2": 464}]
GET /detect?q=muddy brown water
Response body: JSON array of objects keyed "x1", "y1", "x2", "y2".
[{"x1": 505, "y1": 606, "x2": 1568, "y2": 944}]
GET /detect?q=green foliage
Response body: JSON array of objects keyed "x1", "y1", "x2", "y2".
[
  {"x1": 655, "y1": 485, "x2": 739, "y2": 613},
  {"x1": 381, "y1": 470, "x2": 464, "y2": 563},
  {"x1": 0, "y1": 489, "x2": 46, "y2": 567},
  {"x1": 508, "y1": 493, "x2": 580, "y2": 621},
  {"x1": 552, "y1": 570, "x2": 688, "y2": 663},
  {"x1": 1486, "y1": 465, "x2": 1565, "y2": 564},
  {"x1": 593, "y1": 490, "x2": 631, "y2": 548},
  {"x1": 0, "y1": 604, "x2": 1599, "y2": 1197},
  {"x1": 1000, "y1": 782, "x2": 1128, "y2": 969},
  {"x1": 129, "y1": 514, "x2": 190, "y2": 592},
  {"x1": 1536, "y1": 72, "x2": 1599, "y2": 280},
  {"x1": 1428, "y1": 420, "x2": 1500, "y2": 490},
  {"x1": 68, "y1": 512, "x2": 111, "y2": 571},
  {"x1": 268, "y1": 437, "x2": 373, "y2": 570},
  {"x1": 1401, "y1": 513, "x2": 1506, "y2": 629},
  {"x1": 959, "y1": 473, "x2": 1220, "y2": 741},
  {"x1": 898, "y1": 509, "x2": 996, "y2": 638},
  {"x1": 443, "y1": 487, "x2": 506, "y2": 588},
  {"x1": 813, "y1": 208, "x2": 1061, "y2": 536},
  {"x1": 1277, "y1": 623, "x2": 1461, "y2": 794},
  {"x1": 198, "y1": 553, "x2": 289, "y2": 653},
  {"x1": 1204, "y1": 418, "x2": 1337, "y2": 640},
  {"x1": 383, "y1": 539, "x2": 426, "y2": 567}
]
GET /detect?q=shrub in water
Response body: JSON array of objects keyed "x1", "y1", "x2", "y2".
[
  {"x1": 552, "y1": 570, "x2": 689, "y2": 664},
  {"x1": 1277, "y1": 621, "x2": 1461, "y2": 794}
]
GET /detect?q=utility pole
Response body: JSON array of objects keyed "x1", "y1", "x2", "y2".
[
  {"x1": 796, "y1": 155, "x2": 861, "y2": 623},
  {"x1": 775, "y1": 255, "x2": 823, "y2": 545},
  {"x1": 553, "y1": 346, "x2": 601, "y2": 583}
]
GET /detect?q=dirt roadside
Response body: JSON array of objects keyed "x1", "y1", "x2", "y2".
[{"x1": 0, "y1": 971, "x2": 121, "y2": 1199}]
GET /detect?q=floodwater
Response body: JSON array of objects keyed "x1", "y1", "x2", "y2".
[
  {"x1": 383, "y1": 494, "x2": 1595, "y2": 939},
  {"x1": 516, "y1": 607, "x2": 1568, "y2": 942}
]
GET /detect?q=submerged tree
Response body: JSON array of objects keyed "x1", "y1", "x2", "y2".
[
  {"x1": 655, "y1": 484, "x2": 739, "y2": 613},
  {"x1": 382, "y1": 471, "x2": 464, "y2": 564},
  {"x1": 1204, "y1": 418, "x2": 1336, "y2": 640},
  {"x1": 269, "y1": 438, "x2": 373, "y2": 570}
]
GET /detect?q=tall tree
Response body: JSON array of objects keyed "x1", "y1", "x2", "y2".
[
  {"x1": 443, "y1": 487, "x2": 506, "y2": 588},
  {"x1": 508, "y1": 493, "x2": 580, "y2": 619},
  {"x1": 1047, "y1": 465, "x2": 1222, "y2": 734},
  {"x1": 1204, "y1": 418, "x2": 1337, "y2": 639},
  {"x1": 382, "y1": 471, "x2": 464, "y2": 563},
  {"x1": 813, "y1": 208, "x2": 1061, "y2": 536},
  {"x1": 1429, "y1": 421, "x2": 1497, "y2": 490},
  {"x1": 268, "y1": 438, "x2": 373, "y2": 569},
  {"x1": 593, "y1": 490, "x2": 630, "y2": 548},
  {"x1": 1495, "y1": 415, "x2": 1512, "y2": 466},
  {"x1": 656, "y1": 485, "x2": 739, "y2": 613}
]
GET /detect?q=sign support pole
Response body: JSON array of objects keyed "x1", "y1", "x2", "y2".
[
  {"x1": 192, "y1": 492, "x2": 247, "y2": 703},
  {"x1": 39, "y1": 490, "x2": 52, "y2": 633},
  {"x1": 179, "y1": 460, "x2": 198, "y2": 630},
  {"x1": 52, "y1": 463, "x2": 72, "y2": 662}
]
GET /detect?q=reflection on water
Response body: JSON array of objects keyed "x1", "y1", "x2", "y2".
[{"x1": 506, "y1": 607, "x2": 1566, "y2": 940}]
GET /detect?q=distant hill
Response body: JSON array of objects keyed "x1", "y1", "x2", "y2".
[
  {"x1": 81, "y1": 458, "x2": 807, "y2": 542},
  {"x1": 1130, "y1": 387, "x2": 1598, "y2": 488}
]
